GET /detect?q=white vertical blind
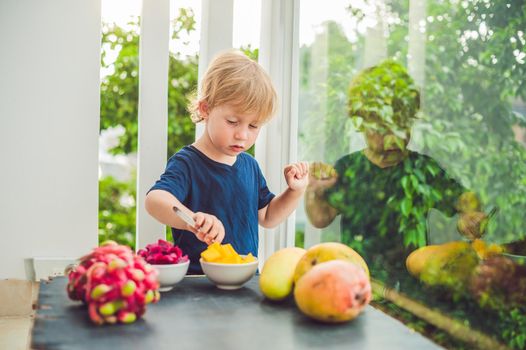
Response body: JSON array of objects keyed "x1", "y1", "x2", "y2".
[
  {"x1": 195, "y1": 0, "x2": 234, "y2": 139},
  {"x1": 136, "y1": 0, "x2": 170, "y2": 249},
  {"x1": 257, "y1": 0, "x2": 300, "y2": 262}
]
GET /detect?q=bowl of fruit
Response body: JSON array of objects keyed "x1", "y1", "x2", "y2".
[
  {"x1": 138, "y1": 239, "x2": 189, "y2": 292},
  {"x1": 199, "y1": 242, "x2": 258, "y2": 290}
]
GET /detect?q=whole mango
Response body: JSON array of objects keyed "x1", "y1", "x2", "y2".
[
  {"x1": 259, "y1": 247, "x2": 306, "y2": 301},
  {"x1": 294, "y1": 260, "x2": 371, "y2": 323},
  {"x1": 408, "y1": 241, "x2": 479, "y2": 295},
  {"x1": 406, "y1": 244, "x2": 442, "y2": 278},
  {"x1": 293, "y1": 242, "x2": 369, "y2": 283}
]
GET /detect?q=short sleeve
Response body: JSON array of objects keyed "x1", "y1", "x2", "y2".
[
  {"x1": 148, "y1": 155, "x2": 191, "y2": 202},
  {"x1": 422, "y1": 156, "x2": 465, "y2": 216},
  {"x1": 256, "y1": 164, "x2": 275, "y2": 209}
]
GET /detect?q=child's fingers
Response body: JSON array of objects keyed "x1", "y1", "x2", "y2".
[
  {"x1": 199, "y1": 216, "x2": 214, "y2": 235},
  {"x1": 204, "y1": 225, "x2": 220, "y2": 244},
  {"x1": 292, "y1": 163, "x2": 308, "y2": 179},
  {"x1": 210, "y1": 224, "x2": 225, "y2": 244},
  {"x1": 193, "y1": 212, "x2": 205, "y2": 227},
  {"x1": 196, "y1": 231, "x2": 207, "y2": 242},
  {"x1": 192, "y1": 212, "x2": 218, "y2": 243},
  {"x1": 214, "y1": 228, "x2": 225, "y2": 244},
  {"x1": 286, "y1": 162, "x2": 308, "y2": 178},
  {"x1": 185, "y1": 223, "x2": 198, "y2": 234}
]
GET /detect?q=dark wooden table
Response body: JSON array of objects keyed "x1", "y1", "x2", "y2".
[{"x1": 31, "y1": 276, "x2": 441, "y2": 350}]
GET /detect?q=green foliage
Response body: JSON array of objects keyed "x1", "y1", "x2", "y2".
[
  {"x1": 413, "y1": 0, "x2": 526, "y2": 244},
  {"x1": 329, "y1": 151, "x2": 463, "y2": 250},
  {"x1": 300, "y1": 0, "x2": 526, "y2": 245},
  {"x1": 320, "y1": 1, "x2": 526, "y2": 246},
  {"x1": 372, "y1": 299, "x2": 472, "y2": 350},
  {"x1": 99, "y1": 9, "x2": 199, "y2": 247},
  {"x1": 98, "y1": 11, "x2": 260, "y2": 247},
  {"x1": 348, "y1": 60, "x2": 420, "y2": 133},
  {"x1": 295, "y1": 229, "x2": 305, "y2": 249},
  {"x1": 299, "y1": 1, "x2": 526, "y2": 347},
  {"x1": 167, "y1": 52, "x2": 198, "y2": 156},
  {"x1": 501, "y1": 308, "x2": 526, "y2": 349},
  {"x1": 100, "y1": 9, "x2": 198, "y2": 157},
  {"x1": 298, "y1": 21, "x2": 359, "y2": 163},
  {"x1": 100, "y1": 21, "x2": 139, "y2": 156},
  {"x1": 98, "y1": 175, "x2": 136, "y2": 248},
  {"x1": 240, "y1": 45, "x2": 259, "y2": 61}
]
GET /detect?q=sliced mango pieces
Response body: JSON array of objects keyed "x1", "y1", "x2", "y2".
[{"x1": 201, "y1": 243, "x2": 256, "y2": 264}]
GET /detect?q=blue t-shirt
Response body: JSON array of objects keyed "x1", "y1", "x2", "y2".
[{"x1": 149, "y1": 145, "x2": 275, "y2": 274}]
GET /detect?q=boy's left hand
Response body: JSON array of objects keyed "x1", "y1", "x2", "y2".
[{"x1": 284, "y1": 161, "x2": 309, "y2": 192}]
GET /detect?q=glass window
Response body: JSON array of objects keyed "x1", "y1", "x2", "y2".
[
  {"x1": 297, "y1": 0, "x2": 526, "y2": 348},
  {"x1": 233, "y1": 0, "x2": 261, "y2": 53},
  {"x1": 99, "y1": 0, "x2": 142, "y2": 248},
  {"x1": 167, "y1": 0, "x2": 200, "y2": 157},
  {"x1": 166, "y1": 0, "x2": 201, "y2": 239},
  {"x1": 99, "y1": 0, "x2": 202, "y2": 248},
  {"x1": 233, "y1": 0, "x2": 261, "y2": 156}
]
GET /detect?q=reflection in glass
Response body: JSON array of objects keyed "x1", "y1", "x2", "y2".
[
  {"x1": 297, "y1": 1, "x2": 526, "y2": 348},
  {"x1": 305, "y1": 60, "x2": 488, "y2": 281}
]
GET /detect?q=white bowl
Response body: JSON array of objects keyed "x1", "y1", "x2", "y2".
[
  {"x1": 200, "y1": 256, "x2": 258, "y2": 290},
  {"x1": 153, "y1": 260, "x2": 190, "y2": 292}
]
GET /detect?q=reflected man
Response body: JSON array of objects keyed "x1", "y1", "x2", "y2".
[{"x1": 305, "y1": 60, "x2": 488, "y2": 275}]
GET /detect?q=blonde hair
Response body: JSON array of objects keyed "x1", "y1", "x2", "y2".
[{"x1": 188, "y1": 50, "x2": 277, "y2": 124}]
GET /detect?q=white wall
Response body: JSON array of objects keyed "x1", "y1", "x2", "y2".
[{"x1": 0, "y1": 0, "x2": 101, "y2": 279}]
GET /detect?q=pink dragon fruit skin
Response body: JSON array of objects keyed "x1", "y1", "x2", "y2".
[{"x1": 66, "y1": 241, "x2": 161, "y2": 325}]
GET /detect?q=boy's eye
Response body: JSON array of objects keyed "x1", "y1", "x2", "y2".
[
  {"x1": 249, "y1": 124, "x2": 259, "y2": 129},
  {"x1": 227, "y1": 120, "x2": 238, "y2": 125}
]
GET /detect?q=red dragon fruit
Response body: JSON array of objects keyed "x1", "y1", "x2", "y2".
[
  {"x1": 137, "y1": 239, "x2": 189, "y2": 265},
  {"x1": 66, "y1": 240, "x2": 160, "y2": 325}
]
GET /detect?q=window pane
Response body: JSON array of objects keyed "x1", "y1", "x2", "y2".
[
  {"x1": 297, "y1": 0, "x2": 526, "y2": 348},
  {"x1": 233, "y1": 0, "x2": 261, "y2": 52},
  {"x1": 167, "y1": 0, "x2": 200, "y2": 157},
  {"x1": 99, "y1": 0, "x2": 142, "y2": 248},
  {"x1": 233, "y1": 0, "x2": 261, "y2": 156}
]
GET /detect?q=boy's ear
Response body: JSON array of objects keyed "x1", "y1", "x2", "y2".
[{"x1": 198, "y1": 101, "x2": 209, "y2": 120}]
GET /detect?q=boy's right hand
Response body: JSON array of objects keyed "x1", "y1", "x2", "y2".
[{"x1": 188, "y1": 212, "x2": 225, "y2": 245}]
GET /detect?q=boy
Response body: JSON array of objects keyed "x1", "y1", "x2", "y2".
[{"x1": 145, "y1": 50, "x2": 308, "y2": 274}]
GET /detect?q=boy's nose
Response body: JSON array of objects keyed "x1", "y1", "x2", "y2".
[{"x1": 235, "y1": 128, "x2": 248, "y2": 140}]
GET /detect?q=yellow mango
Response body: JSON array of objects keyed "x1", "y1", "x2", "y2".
[
  {"x1": 260, "y1": 247, "x2": 306, "y2": 301},
  {"x1": 201, "y1": 243, "x2": 256, "y2": 264},
  {"x1": 293, "y1": 242, "x2": 369, "y2": 283},
  {"x1": 208, "y1": 242, "x2": 223, "y2": 254},
  {"x1": 471, "y1": 239, "x2": 504, "y2": 259},
  {"x1": 243, "y1": 253, "x2": 256, "y2": 263},
  {"x1": 222, "y1": 244, "x2": 238, "y2": 258},
  {"x1": 201, "y1": 248, "x2": 222, "y2": 262}
]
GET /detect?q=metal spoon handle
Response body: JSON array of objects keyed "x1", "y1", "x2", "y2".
[{"x1": 172, "y1": 206, "x2": 196, "y2": 227}]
